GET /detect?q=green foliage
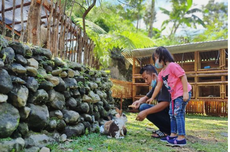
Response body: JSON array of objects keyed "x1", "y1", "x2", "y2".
[
  {"x1": 36, "y1": 74, "x2": 46, "y2": 83},
  {"x1": 160, "y1": 0, "x2": 205, "y2": 36}
]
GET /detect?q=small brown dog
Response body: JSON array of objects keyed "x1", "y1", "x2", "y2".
[{"x1": 100, "y1": 108, "x2": 127, "y2": 139}]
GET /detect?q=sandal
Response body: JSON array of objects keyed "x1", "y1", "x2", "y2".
[{"x1": 151, "y1": 130, "x2": 167, "y2": 138}]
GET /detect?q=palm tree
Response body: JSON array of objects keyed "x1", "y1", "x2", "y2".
[{"x1": 160, "y1": 0, "x2": 205, "y2": 37}]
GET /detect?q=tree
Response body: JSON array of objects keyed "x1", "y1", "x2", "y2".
[
  {"x1": 73, "y1": 2, "x2": 155, "y2": 68},
  {"x1": 160, "y1": 0, "x2": 205, "y2": 37},
  {"x1": 192, "y1": 0, "x2": 228, "y2": 41},
  {"x1": 143, "y1": 0, "x2": 156, "y2": 38}
]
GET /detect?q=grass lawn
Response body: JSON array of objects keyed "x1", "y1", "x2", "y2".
[{"x1": 48, "y1": 113, "x2": 228, "y2": 152}]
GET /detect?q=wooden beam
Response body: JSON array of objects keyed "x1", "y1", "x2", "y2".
[{"x1": 0, "y1": 2, "x2": 31, "y2": 13}]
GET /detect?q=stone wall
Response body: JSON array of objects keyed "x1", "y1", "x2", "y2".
[{"x1": 0, "y1": 36, "x2": 116, "y2": 152}]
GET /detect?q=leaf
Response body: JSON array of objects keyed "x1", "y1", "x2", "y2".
[
  {"x1": 87, "y1": 147, "x2": 93, "y2": 151},
  {"x1": 186, "y1": 0, "x2": 193, "y2": 11}
]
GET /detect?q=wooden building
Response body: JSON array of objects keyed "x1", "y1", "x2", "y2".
[{"x1": 123, "y1": 39, "x2": 228, "y2": 116}]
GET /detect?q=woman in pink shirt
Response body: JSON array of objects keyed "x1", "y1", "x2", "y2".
[{"x1": 147, "y1": 46, "x2": 192, "y2": 147}]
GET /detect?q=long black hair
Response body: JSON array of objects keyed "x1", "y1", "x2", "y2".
[{"x1": 152, "y1": 46, "x2": 174, "y2": 65}]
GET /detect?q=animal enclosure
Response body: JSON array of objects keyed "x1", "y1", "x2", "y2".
[{"x1": 122, "y1": 40, "x2": 228, "y2": 116}]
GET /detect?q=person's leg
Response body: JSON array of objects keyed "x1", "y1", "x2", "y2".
[
  {"x1": 169, "y1": 100, "x2": 177, "y2": 137},
  {"x1": 139, "y1": 103, "x2": 170, "y2": 135},
  {"x1": 174, "y1": 92, "x2": 192, "y2": 140}
]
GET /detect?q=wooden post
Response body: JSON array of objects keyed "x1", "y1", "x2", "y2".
[
  {"x1": 24, "y1": 0, "x2": 44, "y2": 45},
  {"x1": 132, "y1": 58, "x2": 136, "y2": 102},
  {"x1": 12, "y1": 0, "x2": 16, "y2": 41},
  {"x1": 1, "y1": 0, "x2": 6, "y2": 36},
  {"x1": 20, "y1": 0, "x2": 24, "y2": 42},
  {"x1": 52, "y1": 2, "x2": 58, "y2": 55},
  {"x1": 46, "y1": 0, "x2": 53, "y2": 51}
]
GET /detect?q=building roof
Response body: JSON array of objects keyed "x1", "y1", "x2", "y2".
[{"x1": 122, "y1": 39, "x2": 228, "y2": 65}]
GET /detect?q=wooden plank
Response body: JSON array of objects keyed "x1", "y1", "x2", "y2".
[{"x1": 0, "y1": 1, "x2": 31, "y2": 13}]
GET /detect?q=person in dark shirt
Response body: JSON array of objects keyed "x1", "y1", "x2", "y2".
[{"x1": 132, "y1": 65, "x2": 171, "y2": 137}]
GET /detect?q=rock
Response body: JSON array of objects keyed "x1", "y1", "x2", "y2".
[
  {"x1": 26, "y1": 66, "x2": 38, "y2": 76},
  {"x1": 26, "y1": 77, "x2": 39, "y2": 92},
  {"x1": 68, "y1": 69, "x2": 75, "y2": 78},
  {"x1": 27, "y1": 58, "x2": 39, "y2": 69},
  {"x1": 51, "y1": 68, "x2": 62, "y2": 76},
  {"x1": 11, "y1": 63, "x2": 27, "y2": 74},
  {"x1": 81, "y1": 114, "x2": 93, "y2": 122},
  {"x1": 9, "y1": 85, "x2": 29, "y2": 108},
  {"x1": 24, "y1": 147, "x2": 40, "y2": 152},
  {"x1": 24, "y1": 45, "x2": 33, "y2": 57},
  {"x1": 88, "y1": 82, "x2": 98, "y2": 90},
  {"x1": 24, "y1": 133, "x2": 55, "y2": 148},
  {"x1": 82, "y1": 95, "x2": 92, "y2": 103},
  {"x1": 0, "y1": 47, "x2": 15, "y2": 64},
  {"x1": 11, "y1": 76, "x2": 26, "y2": 84},
  {"x1": 60, "y1": 71, "x2": 68, "y2": 78},
  {"x1": 9, "y1": 41, "x2": 25, "y2": 55},
  {"x1": 0, "y1": 103, "x2": 20, "y2": 138},
  {"x1": 71, "y1": 89, "x2": 80, "y2": 97},
  {"x1": 64, "y1": 78, "x2": 78, "y2": 89},
  {"x1": 63, "y1": 110, "x2": 80, "y2": 124},
  {"x1": 67, "y1": 62, "x2": 82, "y2": 71},
  {"x1": 59, "y1": 134, "x2": 67, "y2": 142},
  {"x1": 48, "y1": 90, "x2": 65, "y2": 110},
  {"x1": 40, "y1": 147, "x2": 50, "y2": 152},
  {"x1": 0, "y1": 59, "x2": 4, "y2": 68},
  {"x1": 15, "y1": 54, "x2": 28, "y2": 65},
  {"x1": 18, "y1": 123, "x2": 29, "y2": 137},
  {"x1": 56, "y1": 120, "x2": 66, "y2": 132},
  {"x1": 54, "y1": 77, "x2": 66, "y2": 92},
  {"x1": 28, "y1": 89, "x2": 49, "y2": 104},
  {"x1": 64, "y1": 123, "x2": 85, "y2": 138},
  {"x1": 88, "y1": 91, "x2": 101, "y2": 103},
  {"x1": 0, "y1": 94, "x2": 8, "y2": 103},
  {"x1": 27, "y1": 104, "x2": 49, "y2": 131},
  {"x1": 0, "y1": 35, "x2": 8, "y2": 48},
  {"x1": 45, "y1": 75, "x2": 59, "y2": 86},
  {"x1": 53, "y1": 57, "x2": 65, "y2": 67},
  {"x1": 32, "y1": 47, "x2": 52, "y2": 59},
  {"x1": 19, "y1": 106, "x2": 31, "y2": 120},
  {"x1": 49, "y1": 110, "x2": 63, "y2": 119},
  {"x1": 0, "y1": 137, "x2": 25, "y2": 152},
  {"x1": 39, "y1": 81, "x2": 54, "y2": 91},
  {"x1": 66, "y1": 97, "x2": 78, "y2": 109},
  {"x1": 76, "y1": 102, "x2": 90, "y2": 113}
]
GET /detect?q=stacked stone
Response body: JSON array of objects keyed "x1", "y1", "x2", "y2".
[{"x1": 0, "y1": 36, "x2": 115, "y2": 152}]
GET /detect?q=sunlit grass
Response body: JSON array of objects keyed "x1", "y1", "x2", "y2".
[{"x1": 48, "y1": 113, "x2": 228, "y2": 152}]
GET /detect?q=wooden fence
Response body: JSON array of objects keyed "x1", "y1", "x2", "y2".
[{"x1": 0, "y1": 0, "x2": 99, "y2": 68}]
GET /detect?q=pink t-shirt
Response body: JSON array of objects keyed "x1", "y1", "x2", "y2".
[{"x1": 158, "y1": 62, "x2": 192, "y2": 100}]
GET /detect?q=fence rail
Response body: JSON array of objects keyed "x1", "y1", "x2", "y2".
[{"x1": 0, "y1": 0, "x2": 99, "y2": 68}]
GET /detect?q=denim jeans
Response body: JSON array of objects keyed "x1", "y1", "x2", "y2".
[
  {"x1": 169, "y1": 92, "x2": 191, "y2": 136},
  {"x1": 139, "y1": 103, "x2": 171, "y2": 135}
]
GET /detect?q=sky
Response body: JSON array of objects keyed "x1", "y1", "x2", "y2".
[{"x1": 147, "y1": 0, "x2": 228, "y2": 36}]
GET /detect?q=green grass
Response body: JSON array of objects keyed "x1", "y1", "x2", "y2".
[{"x1": 48, "y1": 113, "x2": 228, "y2": 152}]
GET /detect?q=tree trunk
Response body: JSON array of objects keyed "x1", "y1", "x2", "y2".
[
  {"x1": 24, "y1": 0, "x2": 44, "y2": 45},
  {"x1": 148, "y1": 0, "x2": 155, "y2": 38}
]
